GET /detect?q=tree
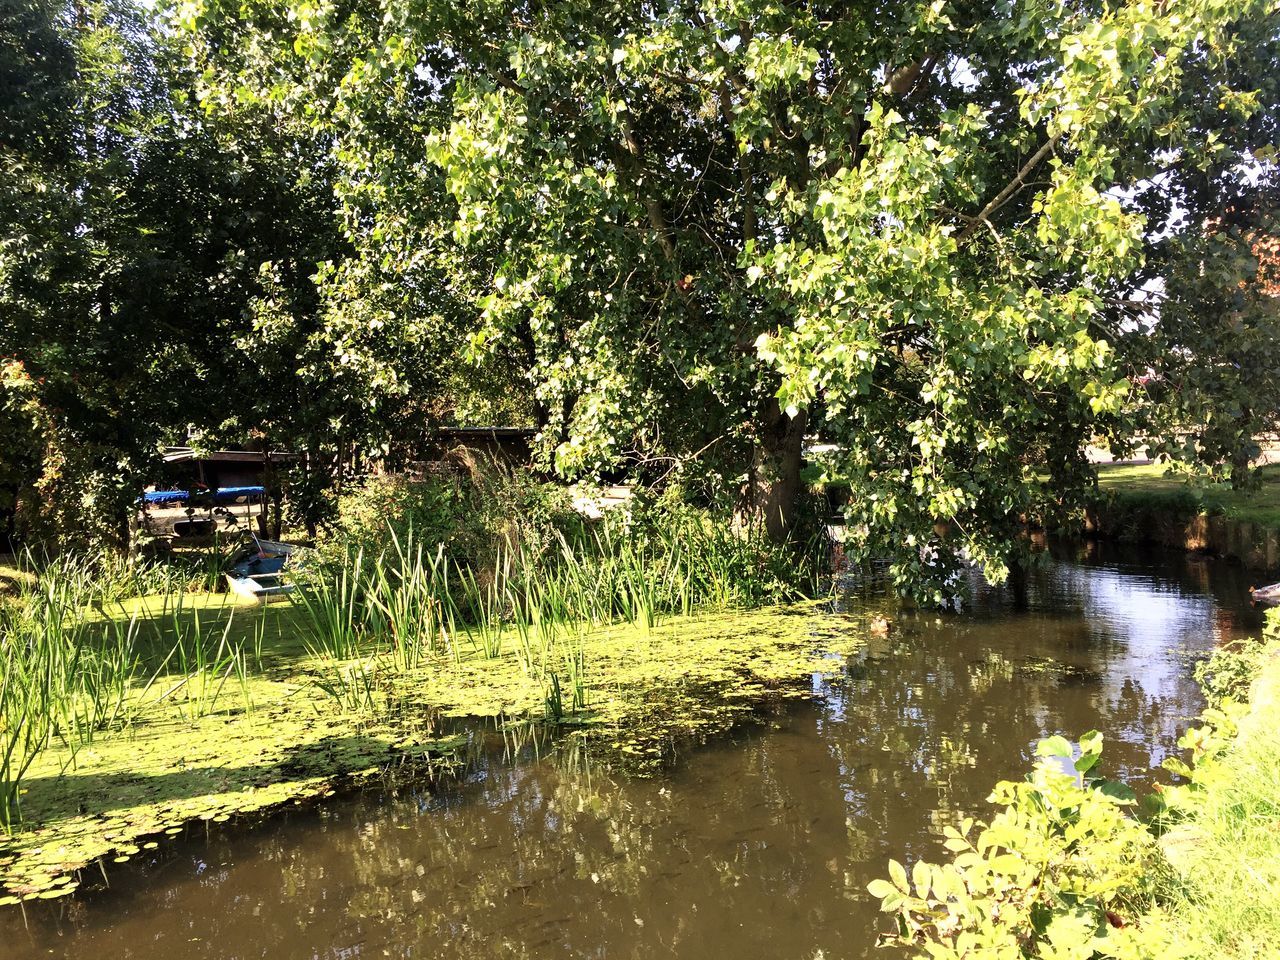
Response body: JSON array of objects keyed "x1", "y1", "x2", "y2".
[
  {"x1": 1115, "y1": 8, "x2": 1280, "y2": 487},
  {"x1": 13, "y1": 0, "x2": 1273, "y2": 597},
  {"x1": 0, "y1": 0, "x2": 426, "y2": 544},
  {"x1": 174, "y1": 0, "x2": 486, "y2": 531},
  {"x1": 1, "y1": 0, "x2": 185, "y2": 546},
  {"x1": 0, "y1": 359, "x2": 49, "y2": 545},
  {"x1": 236, "y1": 0, "x2": 1271, "y2": 596}
]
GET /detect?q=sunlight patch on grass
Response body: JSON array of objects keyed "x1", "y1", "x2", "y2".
[
  {"x1": 1097, "y1": 463, "x2": 1280, "y2": 530},
  {"x1": 1164, "y1": 654, "x2": 1280, "y2": 959}
]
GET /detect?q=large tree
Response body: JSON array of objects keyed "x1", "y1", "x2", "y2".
[
  {"x1": 175, "y1": 0, "x2": 505, "y2": 528},
  {"x1": 11, "y1": 0, "x2": 1275, "y2": 594},
  {"x1": 212, "y1": 0, "x2": 1274, "y2": 595},
  {"x1": 1116, "y1": 6, "x2": 1280, "y2": 486},
  {"x1": 1, "y1": 0, "x2": 193, "y2": 545},
  {"x1": 1, "y1": 0, "x2": 434, "y2": 544}
]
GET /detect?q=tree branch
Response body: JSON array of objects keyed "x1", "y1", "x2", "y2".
[{"x1": 956, "y1": 133, "x2": 1062, "y2": 243}]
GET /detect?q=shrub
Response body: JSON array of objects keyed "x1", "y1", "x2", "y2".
[
  {"x1": 869, "y1": 733, "x2": 1180, "y2": 959},
  {"x1": 328, "y1": 454, "x2": 581, "y2": 571}
]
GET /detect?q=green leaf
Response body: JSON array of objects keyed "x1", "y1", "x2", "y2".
[
  {"x1": 1093, "y1": 780, "x2": 1137, "y2": 804},
  {"x1": 912, "y1": 859, "x2": 931, "y2": 898},
  {"x1": 888, "y1": 858, "x2": 909, "y2": 893},
  {"x1": 866, "y1": 878, "x2": 898, "y2": 900},
  {"x1": 1037, "y1": 735, "x2": 1074, "y2": 759}
]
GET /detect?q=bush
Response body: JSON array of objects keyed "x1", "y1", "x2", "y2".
[
  {"x1": 328, "y1": 454, "x2": 581, "y2": 570},
  {"x1": 311, "y1": 457, "x2": 829, "y2": 651},
  {"x1": 869, "y1": 733, "x2": 1180, "y2": 959}
]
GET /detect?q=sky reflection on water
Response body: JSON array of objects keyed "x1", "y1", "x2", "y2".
[{"x1": 4, "y1": 541, "x2": 1265, "y2": 960}]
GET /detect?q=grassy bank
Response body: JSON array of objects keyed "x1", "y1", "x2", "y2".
[
  {"x1": 0, "y1": 558, "x2": 33, "y2": 600},
  {"x1": 1097, "y1": 462, "x2": 1280, "y2": 530},
  {"x1": 0, "y1": 493, "x2": 855, "y2": 904},
  {"x1": 1089, "y1": 463, "x2": 1280, "y2": 569},
  {"x1": 1156, "y1": 626, "x2": 1280, "y2": 957}
]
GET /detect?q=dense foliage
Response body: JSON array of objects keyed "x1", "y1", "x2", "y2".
[
  {"x1": 0, "y1": 0, "x2": 463, "y2": 543},
  {"x1": 870, "y1": 731, "x2": 1178, "y2": 959},
  {"x1": 870, "y1": 613, "x2": 1280, "y2": 959},
  {"x1": 3, "y1": 0, "x2": 1279, "y2": 597},
  {"x1": 179, "y1": 0, "x2": 1280, "y2": 596},
  {"x1": 326, "y1": 462, "x2": 823, "y2": 611}
]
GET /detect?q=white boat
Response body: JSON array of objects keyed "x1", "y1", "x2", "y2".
[
  {"x1": 1250, "y1": 582, "x2": 1280, "y2": 605},
  {"x1": 225, "y1": 538, "x2": 299, "y2": 602}
]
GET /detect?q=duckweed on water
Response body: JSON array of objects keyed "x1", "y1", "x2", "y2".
[{"x1": 0, "y1": 595, "x2": 869, "y2": 902}]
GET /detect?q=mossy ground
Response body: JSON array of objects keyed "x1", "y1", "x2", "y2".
[
  {"x1": 0, "y1": 595, "x2": 868, "y2": 903},
  {"x1": 0, "y1": 557, "x2": 34, "y2": 600},
  {"x1": 1097, "y1": 462, "x2": 1280, "y2": 530}
]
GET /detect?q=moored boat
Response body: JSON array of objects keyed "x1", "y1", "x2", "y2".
[
  {"x1": 1250, "y1": 581, "x2": 1280, "y2": 605},
  {"x1": 225, "y1": 538, "x2": 299, "y2": 602}
]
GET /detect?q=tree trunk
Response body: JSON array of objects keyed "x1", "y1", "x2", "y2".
[
  {"x1": 1, "y1": 497, "x2": 16, "y2": 552},
  {"x1": 1006, "y1": 552, "x2": 1030, "y2": 611},
  {"x1": 1230, "y1": 408, "x2": 1255, "y2": 490},
  {"x1": 257, "y1": 448, "x2": 272, "y2": 538},
  {"x1": 738, "y1": 398, "x2": 808, "y2": 543}
]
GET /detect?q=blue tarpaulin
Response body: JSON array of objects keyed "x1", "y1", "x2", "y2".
[
  {"x1": 214, "y1": 486, "x2": 265, "y2": 503},
  {"x1": 141, "y1": 490, "x2": 188, "y2": 505},
  {"x1": 140, "y1": 485, "x2": 265, "y2": 506}
]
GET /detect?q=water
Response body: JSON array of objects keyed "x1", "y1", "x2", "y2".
[{"x1": 3, "y1": 542, "x2": 1266, "y2": 959}]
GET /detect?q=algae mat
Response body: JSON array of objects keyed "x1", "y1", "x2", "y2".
[{"x1": 0, "y1": 598, "x2": 869, "y2": 903}]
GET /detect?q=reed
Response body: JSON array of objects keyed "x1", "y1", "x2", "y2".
[
  {"x1": 0, "y1": 568, "x2": 144, "y2": 828},
  {"x1": 292, "y1": 546, "x2": 368, "y2": 662},
  {"x1": 0, "y1": 498, "x2": 824, "y2": 826},
  {"x1": 364, "y1": 530, "x2": 452, "y2": 671},
  {"x1": 309, "y1": 656, "x2": 381, "y2": 715},
  {"x1": 285, "y1": 502, "x2": 825, "y2": 724},
  {"x1": 0, "y1": 565, "x2": 280, "y2": 830}
]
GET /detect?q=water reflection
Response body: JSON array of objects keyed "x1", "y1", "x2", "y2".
[{"x1": 4, "y1": 543, "x2": 1264, "y2": 960}]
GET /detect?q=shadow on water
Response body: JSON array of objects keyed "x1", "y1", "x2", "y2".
[
  {"x1": 16, "y1": 734, "x2": 408, "y2": 817},
  {"x1": 2, "y1": 541, "x2": 1267, "y2": 960}
]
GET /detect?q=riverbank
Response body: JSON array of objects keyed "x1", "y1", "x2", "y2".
[
  {"x1": 1157, "y1": 617, "x2": 1280, "y2": 958},
  {"x1": 0, "y1": 594, "x2": 868, "y2": 904},
  {"x1": 1087, "y1": 463, "x2": 1280, "y2": 570},
  {"x1": 868, "y1": 607, "x2": 1280, "y2": 959}
]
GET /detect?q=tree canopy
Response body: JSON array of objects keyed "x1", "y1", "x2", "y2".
[{"x1": 3, "y1": 0, "x2": 1278, "y2": 597}]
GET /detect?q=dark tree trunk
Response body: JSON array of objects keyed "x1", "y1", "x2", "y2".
[
  {"x1": 1, "y1": 498, "x2": 16, "y2": 552},
  {"x1": 738, "y1": 398, "x2": 808, "y2": 543},
  {"x1": 1007, "y1": 553, "x2": 1030, "y2": 610},
  {"x1": 114, "y1": 496, "x2": 132, "y2": 552},
  {"x1": 257, "y1": 448, "x2": 272, "y2": 538},
  {"x1": 1230, "y1": 410, "x2": 1255, "y2": 490}
]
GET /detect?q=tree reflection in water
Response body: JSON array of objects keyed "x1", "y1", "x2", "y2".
[{"x1": 4, "y1": 542, "x2": 1264, "y2": 960}]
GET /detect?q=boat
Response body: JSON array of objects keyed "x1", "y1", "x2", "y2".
[
  {"x1": 1250, "y1": 582, "x2": 1280, "y2": 605},
  {"x1": 225, "y1": 538, "x2": 299, "y2": 602}
]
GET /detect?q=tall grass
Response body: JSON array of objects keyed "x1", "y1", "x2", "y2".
[
  {"x1": 0, "y1": 567, "x2": 140, "y2": 828},
  {"x1": 1159, "y1": 626, "x2": 1280, "y2": 957},
  {"x1": 0, "y1": 566, "x2": 257, "y2": 831},
  {"x1": 289, "y1": 507, "x2": 827, "y2": 720},
  {"x1": 11, "y1": 545, "x2": 230, "y2": 603},
  {"x1": 1168, "y1": 706, "x2": 1280, "y2": 958}
]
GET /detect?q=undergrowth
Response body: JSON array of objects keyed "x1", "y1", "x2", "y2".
[{"x1": 869, "y1": 611, "x2": 1280, "y2": 960}]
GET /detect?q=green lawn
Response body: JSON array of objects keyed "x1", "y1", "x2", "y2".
[
  {"x1": 0, "y1": 556, "x2": 34, "y2": 599},
  {"x1": 1097, "y1": 462, "x2": 1280, "y2": 530}
]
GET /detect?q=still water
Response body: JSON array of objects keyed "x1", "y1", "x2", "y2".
[{"x1": 3, "y1": 542, "x2": 1266, "y2": 959}]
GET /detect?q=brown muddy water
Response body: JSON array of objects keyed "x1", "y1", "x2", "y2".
[{"x1": 2, "y1": 542, "x2": 1267, "y2": 959}]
